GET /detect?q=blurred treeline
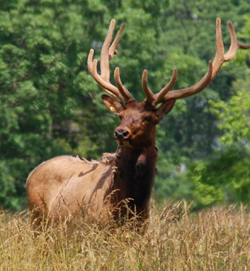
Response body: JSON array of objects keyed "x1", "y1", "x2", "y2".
[{"x1": 0, "y1": 0, "x2": 250, "y2": 210}]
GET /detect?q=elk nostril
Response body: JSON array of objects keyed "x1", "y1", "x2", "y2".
[
  {"x1": 115, "y1": 129, "x2": 129, "y2": 140},
  {"x1": 123, "y1": 131, "x2": 129, "y2": 137}
]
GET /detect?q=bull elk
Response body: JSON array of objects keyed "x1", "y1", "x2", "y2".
[{"x1": 26, "y1": 18, "x2": 250, "y2": 229}]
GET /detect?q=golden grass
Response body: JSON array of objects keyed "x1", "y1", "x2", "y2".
[{"x1": 0, "y1": 202, "x2": 250, "y2": 271}]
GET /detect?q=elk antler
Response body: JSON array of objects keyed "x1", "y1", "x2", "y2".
[
  {"x1": 88, "y1": 19, "x2": 135, "y2": 103},
  {"x1": 143, "y1": 18, "x2": 250, "y2": 106}
]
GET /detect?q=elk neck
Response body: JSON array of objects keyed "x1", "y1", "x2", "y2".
[{"x1": 114, "y1": 133, "x2": 158, "y2": 214}]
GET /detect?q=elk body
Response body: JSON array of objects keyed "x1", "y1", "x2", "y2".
[{"x1": 26, "y1": 18, "x2": 249, "y2": 228}]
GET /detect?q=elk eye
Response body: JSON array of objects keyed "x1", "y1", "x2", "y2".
[
  {"x1": 143, "y1": 115, "x2": 152, "y2": 122},
  {"x1": 119, "y1": 115, "x2": 123, "y2": 120}
]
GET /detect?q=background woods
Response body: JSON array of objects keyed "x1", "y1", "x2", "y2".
[{"x1": 0, "y1": 0, "x2": 250, "y2": 210}]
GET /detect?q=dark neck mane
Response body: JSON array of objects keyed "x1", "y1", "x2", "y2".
[{"x1": 114, "y1": 144, "x2": 158, "y2": 219}]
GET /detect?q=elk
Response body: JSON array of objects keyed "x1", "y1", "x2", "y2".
[{"x1": 26, "y1": 18, "x2": 249, "y2": 229}]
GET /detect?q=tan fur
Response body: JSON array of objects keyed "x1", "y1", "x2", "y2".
[{"x1": 26, "y1": 153, "x2": 118, "y2": 226}]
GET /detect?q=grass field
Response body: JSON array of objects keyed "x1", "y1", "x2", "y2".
[{"x1": 0, "y1": 201, "x2": 250, "y2": 270}]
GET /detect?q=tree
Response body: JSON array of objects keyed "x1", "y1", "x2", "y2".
[{"x1": 0, "y1": 0, "x2": 115, "y2": 208}]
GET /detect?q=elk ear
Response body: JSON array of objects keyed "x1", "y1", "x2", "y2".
[
  {"x1": 156, "y1": 98, "x2": 176, "y2": 121},
  {"x1": 102, "y1": 94, "x2": 124, "y2": 115}
]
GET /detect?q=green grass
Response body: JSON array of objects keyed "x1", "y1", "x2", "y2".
[{"x1": 0, "y1": 202, "x2": 250, "y2": 270}]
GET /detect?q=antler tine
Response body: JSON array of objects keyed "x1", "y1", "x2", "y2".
[
  {"x1": 87, "y1": 49, "x2": 95, "y2": 77},
  {"x1": 142, "y1": 70, "x2": 155, "y2": 104},
  {"x1": 100, "y1": 19, "x2": 115, "y2": 82},
  {"x1": 158, "y1": 18, "x2": 250, "y2": 103},
  {"x1": 114, "y1": 67, "x2": 134, "y2": 101},
  {"x1": 88, "y1": 19, "x2": 134, "y2": 103},
  {"x1": 109, "y1": 23, "x2": 126, "y2": 59},
  {"x1": 107, "y1": 22, "x2": 134, "y2": 102},
  {"x1": 154, "y1": 68, "x2": 178, "y2": 105},
  {"x1": 210, "y1": 17, "x2": 225, "y2": 81},
  {"x1": 142, "y1": 69, "x2": 178, "y2": 106},
  {"x1": 224, "y1": 21, "x2": 250, "y2": 61}
]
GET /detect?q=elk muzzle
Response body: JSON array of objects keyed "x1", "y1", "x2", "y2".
[{"x1": 114, "y1": 129, "x2": 130, "y2": 140}]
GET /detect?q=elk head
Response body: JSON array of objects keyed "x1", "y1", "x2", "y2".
[
  {"x1": 88, "y1": 19, "x2": 250, "y2": 150},
  {"x1": 100, "y1": 95, "x2": 175, "y2": 149}
]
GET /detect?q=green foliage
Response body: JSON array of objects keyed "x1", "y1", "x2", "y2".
[
  {"x1": 191, "y1": 51, "x2": 250, "y2": 208},
  {"x1": 210, "y1": 78, "x2": 250, "y2": 146},
  {"x1": 0, "y1": 0, "x2": 114, "y2": 209},
  {"x1": 190, "y1": 144, "x2": 250, "y2": 208},
  {"x1": 155, "y1": 155, "x2": 194, "y2": 202}
]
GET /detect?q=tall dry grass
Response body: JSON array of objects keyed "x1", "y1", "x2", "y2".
[{"x1": 0, "y1": 202, "x2": 250, "y2": 270}]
